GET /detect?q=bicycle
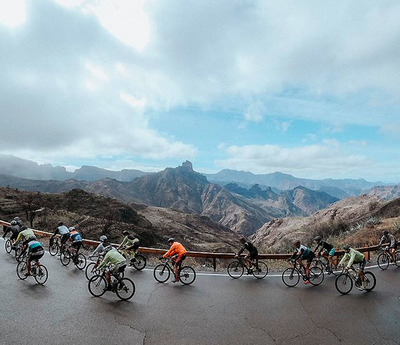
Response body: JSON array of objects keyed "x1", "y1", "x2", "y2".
[
  {"x1": 227, "y1": 255, "x2": 269, "y2": 279},
  {"x1": 153, "y1": 257, "x2": 196, "y2": 285},
  {"x1": 118, "y1": 247, "x2": 147, "y2": 271},
  {"x1": 16, "y1": 257, "x2": 48, "y2": 285},
  {"x1": 312, "y1": 254, "x2": 340, "y2": 276},
  {"x1": 49, "y1": 236, "x2": 62, "y2": 256},
  {"x1": 282, "y1": 259, "x2": 324, "y2": 287},
  {"x1": 60, "y1": 244, "x2": 86, "y2": 270},
  {"x1": 335, "y1": 266, "x2": 376, "y2": 294},
  {"x1": 376, "y1": 246, "x2": 400, "y2": 270},
  {"x1": 88, "y1": 266, "x2": 135, "y2": 301}
]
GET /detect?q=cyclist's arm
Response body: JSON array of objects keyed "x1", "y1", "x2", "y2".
[
  {"x1": 339, "y1": 253, "x2": 349, "y2": 267},
  {"x1": 14, "y1": 232, "x2": 23, "y2": 245},
  {"x1": 163, "y1": 246, "x2": 175, "y2": 258}
]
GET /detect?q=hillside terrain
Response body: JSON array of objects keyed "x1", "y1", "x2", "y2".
[
  {"x1": 0, "y1": 187, "x2": 239, "y2": 252},
  {"x1": 252, "y1": 195, "x2": 400, "y2": 253}
]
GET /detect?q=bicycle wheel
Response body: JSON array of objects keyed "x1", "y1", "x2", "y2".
[
  {"x1": 88, "y1": 275, "x2": 107, "y2": 297},
  {"x1": 16, "y1": 261, "x2": 28, "y2": 280},
  {"x1": 252, "y1": 261, "x2": 268, "y2": 279},
  {"x1": 377, "y1": 253, "x2": 390, "y2": 270},
  {"x1": 312, "y1": 259, "x2": 324, "y2": 270},
  {"x1": 363, "y1": 271, "x2": 376, "y2": 292},
  {"x1": 131, "y1": 254, "x2": 146, "y2": 271},
  {"x1": 49, "y1": 242, "x2": 59, "y2": 256},
  {"x1": 14, "y1": 247, "x2": 22, "y2": 261},
  {"x1": 34, "y1": 265, "x2": 48, "y2": 285},
  {"x1": 85, "y1": 262, "x2": 97, "y2": 280},
  {"x1": 115, "y1": 277, "x2": 135, "y2": 300},
  {"x1": 5, "y1": 239, "x2": 12, "y2": 254},
  {"x1": 153, "y1": 264, "x2": 170, "y2": 283},
  {"x1": 60, "y1": 250, "x2": 71, "y2": 266},
  {"x1": 74, "y1": 253, "x2": 87, "y2": 270},
  {"x1": 394, "y1": 251, "x2": 400, "y2": 267},
  {"x1": 227, "y1": 260, "x2": 244, "y2": 279},
  {"x1": 282, "y1": 267, "x2": 300, "y2": 287},
  {"x1": 335, "y1": 273, "x2": 353, "y2": 294},
  {"x1": 179, "y1": 266, "x2": 196, "y2": 285},
  {"x1": 309, "y1": 266, "x2": 324, "y2": 286}
]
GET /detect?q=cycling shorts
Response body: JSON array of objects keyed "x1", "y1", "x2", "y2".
[
  {"x1": 174, "y1": 254, "x2": 186, "y2": 267},
  {"x1": 389, "y1": 241, "x2": 397, "y2": 250},
  {"x1": 111, "y1": 262, "x2": 126, "y2": 273},
  {"x1": 61, "y1": 233, "x2": 70, "y2": 245},
  {"x1": 29, "y1": 252, "x2": 44, "y2": 261},
  {"x1": 328, "y1": 248, "x2": 335, "y2": 256},
  {"x1": 10, "y1": 233, "x2": 18, "y2": 241},
  {"x1": 249, "y1": 251, "x2": 258, "y2": 260},
  {"x1": 302, "y1": 251, "x2": 315, "y2": 264},
  {"x1": 72, "y1": 241, "x2": 82, "y2": 250},
  {"x1": 356, "y1": 258, "x2": 366, "y2": 270}
]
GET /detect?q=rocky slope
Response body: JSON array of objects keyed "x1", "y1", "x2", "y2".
[{"x1": 251, "y1": 194, "x2": 400, "y2": 252}]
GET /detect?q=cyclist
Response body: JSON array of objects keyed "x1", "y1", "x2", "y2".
[
  {"x1": 67, "y1": 227, "x2": 83, "y2": 255},
  {"x1": 162, "y1": 238, "x2": 187, "y2": 283},
  {"x1": 19, "y1": 238, "x2": 45, "y2": 276},
  {"x1": 50, "y1": 222, "x2": 70, "y2": 253},
  {"x1": 291, "y1": 240, "x2": 315, "y2": 285},
  {"x1": 96, "y1": 245, "x2": 126, "y2": 290},
  {"x1": 91, "y1": 235, "x2": 110, "y2": 257},
  {"x1": 118, "y1": 231, "x2": 140, "y2": 265},
  {"x1": 14, "y1": 226, "x2": 36, "y2": 246},
  {"x1": 378, "y1": 231, "x2": 398, "y2": 262},
  {"x1": 339, "y1": 245, "x2": 366, "y2": 291},
  {"x1": 3, "y1": 220, "x2": 21, "y2": 244},
  {"x1": 314, "y1": 236, "x2": 335, "y2": 273},
  {"x1": 236, "y1": 237, "x2": 258, "y2": 273}
]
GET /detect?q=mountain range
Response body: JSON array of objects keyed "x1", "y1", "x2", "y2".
[{"x1": 0, "y1": 155, "x2": 398, "y2": 237}]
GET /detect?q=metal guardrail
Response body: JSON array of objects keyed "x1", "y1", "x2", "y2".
[{"x1": 0, "y1": 219, "x2": 382, "y2": 269}]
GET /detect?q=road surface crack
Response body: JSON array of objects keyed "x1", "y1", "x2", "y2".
[{"x1": 245, "y1": 319, "x2": 277, "y2": 344}]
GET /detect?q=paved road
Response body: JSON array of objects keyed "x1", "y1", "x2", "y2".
[{"x1": 1, "y1": 241, "x2": 399, "y2": 345}]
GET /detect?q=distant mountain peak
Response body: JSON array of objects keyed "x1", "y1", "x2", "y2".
[{"x1": 181, "y1": 160, "x2": 193, "y2": 171}]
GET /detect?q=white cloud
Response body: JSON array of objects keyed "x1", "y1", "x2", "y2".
[
  {"x1": 216, "y1": 140, "x2": 374, "y2": 179},
  {"x1": 0, "y1": 0, "x2": 26, "y2": 28}
]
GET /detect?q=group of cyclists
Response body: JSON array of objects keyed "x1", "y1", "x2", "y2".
[
  {"x1": 236, "y1": 230, "x2": 398, "y2": 291},
  {"x1": 2, "y1": 215, "x2": 398, "y2": 293}
]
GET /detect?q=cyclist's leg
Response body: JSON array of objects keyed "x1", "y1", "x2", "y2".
[
  {"x1": 328, "y1": 248, "x2": 335, "y2": 270},
  {"x1": 174, "y1": 255, "x2": 185, "y2": 282},
  {"x1": 358, "y1": 259, "x2": 366, "y2": 287},
  {"x1": 26, "y1": 256, "x2": 32, "y2": 275}
]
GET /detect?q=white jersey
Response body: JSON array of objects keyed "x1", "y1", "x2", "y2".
[{"x1": 58, "y1": 225, "x2": 70, "y2": 235}]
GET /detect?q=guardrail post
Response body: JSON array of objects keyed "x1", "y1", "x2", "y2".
[{"x1": 213, "y1": 258, "x2": 216, "y2": 271}]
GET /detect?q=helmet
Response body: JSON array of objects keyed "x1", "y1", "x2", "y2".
[
  {"x1": 69, "y1": 227, "x2": 75, "y2": 231},
  {"x1": 314, "y1": 236, "x2": 322, "y2": 243},
  {"x1": 167, "y1": 237, "x2": 175, "y2": 243},
  {"x1": 10, "y1": 220, "x2": 17, "y2": 226},
  {"x1": 240, "y1": 237, "x2": 246, "y2": 243},
  {"x1": 343, "y1": 244, "x2": 350, "y2": 251},
  {"x1": 128, "y1": 235, "x2": 135, "y2": 240},
  {"x1": 58, "y1": 222, "x2": 63, "y2": 226},
  {"x1": 99, "y1": 235, "x2": 107, "y2": 242},
  {"x1": 104, "y1": 245, "x2": 114, "y2": 252},
  {"x1": 13, "y1": 217, "x2": 20, "y2": 221},
  {"x1": 293, "y1": 240, "x2": 300, "y2": 248},
  {"x1": 122, "y1": 230, "x2": 129, "y2": 236},
  {"x1": 383, "y1": 231, "x2": 389, "y2": 236}
]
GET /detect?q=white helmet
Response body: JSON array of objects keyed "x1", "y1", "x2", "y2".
[{"x1": 99, "y1": 235, "x2": 108, "y2": 242}]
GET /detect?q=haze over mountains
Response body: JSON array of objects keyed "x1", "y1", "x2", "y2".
[{"x1": 0, "y1": 154, "x2": 398, "y2": 237}]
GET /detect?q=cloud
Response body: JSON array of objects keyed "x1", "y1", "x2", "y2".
[
  {"x1": 215, "y1": 140, "x2": 375, "y2": 179},
  {"x1": 0, "y1": 0, "x2": 196, "y2": 163}
]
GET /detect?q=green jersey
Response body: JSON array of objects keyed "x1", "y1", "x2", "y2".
[
  {"x1": 97, "y1": 248, "x2": 126, "y2": 270},
  {"x1": 339, "y1": 248, "x2": 365, "y2": 268}
]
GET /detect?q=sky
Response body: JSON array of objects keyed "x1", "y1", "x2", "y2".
[{"x1": 0, "y1": 0, "x2": 400, "y2": 183}]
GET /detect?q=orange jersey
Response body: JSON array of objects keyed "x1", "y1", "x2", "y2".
[{"x1": 163, "y1": 242, "x2": 187, "y2": 258}]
